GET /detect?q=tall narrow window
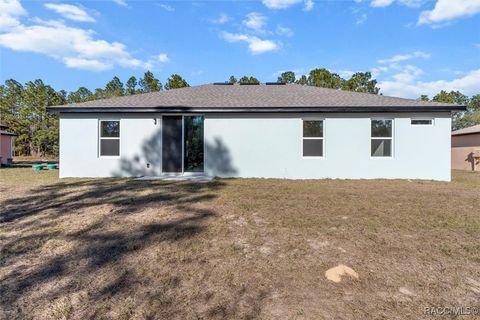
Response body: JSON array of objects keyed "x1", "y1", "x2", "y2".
[
  {"x1": 99, "y1": 120, "x2": 120, "y2": 156},
  {"x1": 184, "y1": 115, "x2": 204, "y2": 172},
  {"x1": 371, "y1": 119, "x2": 392, "y2": 157},
  {"x1": 303, "y1": 120, "x2": 324, "y2": 157}
]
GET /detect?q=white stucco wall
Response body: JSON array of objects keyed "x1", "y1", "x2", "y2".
[
  {"x1": 205, "y1": 113, "x2": 451, "y2": 181},
  {"x1": 59, "y1": 112, "x2": 452, "y2": 181},
  {"x1": 59, "y1": 113, "x2": 162, "y2": 178}
]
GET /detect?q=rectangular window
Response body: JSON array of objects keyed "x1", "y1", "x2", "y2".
[
  {"x1": 184, "y1": 115, "x2": 204, "y2": 172},
  {"x1": 303, "y1": 120, "x2": 324, "y2": 157},
  {"x1": 99, "y1": 120, "x2": 120, "y2": 156},
  {"x1": 371, "y1": 119, "x2": 392, "y2": 157},
  {"x1": 411, "y1": 119, "x2": 433, "y2": 126}
]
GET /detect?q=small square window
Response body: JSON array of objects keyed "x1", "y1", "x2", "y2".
[
  {"x1": 100, "y1": 139, "x2": 120, "y2": 156},
  {"x1": 101, "y1": 121, "x2": 120, "y2": 137},
  {"x1": 303, "y1": 120, "x2": 323, "y2": 137},
  {"x1": 371, "y1": 139, "x2": 392, "y2": 157},
  {"x1": 303, "y1": 140, "x2": 323, "y2": 157},
  {"x1": 371, "y1": 119, "x2": 392, "y2": 137}
]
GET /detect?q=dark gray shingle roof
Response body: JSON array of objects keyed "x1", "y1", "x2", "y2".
[{"x1": 48, "y1": 83, "x2": 463, "y2": 113}]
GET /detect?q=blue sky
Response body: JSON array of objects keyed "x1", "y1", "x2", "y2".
[{"x1": 0, "y1": 0, "x2": 479, "y2": 98}]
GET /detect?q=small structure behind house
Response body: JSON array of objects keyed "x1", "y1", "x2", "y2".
[
  {"x1": 0, "y1": 123, "x2": 17, "y2": 166},
  {"x1": 452, "y1": 124, "x2": 480, "y2": 171}
]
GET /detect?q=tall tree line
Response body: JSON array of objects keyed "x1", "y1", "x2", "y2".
[
  {"x1": 226, "y1": 69, "x2": 379, "y2": 94},
  {"x1": 276, "y1": 69, "x2": 380, "y2": 94},
  {"x1": 66, "y1": 71, "x2": 189, "y2": 103},
  {"x1": 420, "y1": 91, "x2": 480, "y2": 130},
  {"x1": 0, "y1": 71, "x2": 189, "y2": 157}
]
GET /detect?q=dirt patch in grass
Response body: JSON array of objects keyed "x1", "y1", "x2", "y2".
[{"x1": 1, "y1": 168, "x2": 479, "y2": 319}]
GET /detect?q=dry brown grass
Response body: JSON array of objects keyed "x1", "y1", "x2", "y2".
[{"x1": 1, "y1": 168, "x2": 479, "y2": 319}]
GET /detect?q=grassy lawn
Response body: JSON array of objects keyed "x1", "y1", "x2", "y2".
[{"x1": 1, "y1": 168, "x2": 479, "y2": 319}]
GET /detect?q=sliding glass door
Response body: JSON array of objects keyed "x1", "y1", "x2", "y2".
[{"x1": 162, "y1": 115, "x2": 204, "y2": 173}]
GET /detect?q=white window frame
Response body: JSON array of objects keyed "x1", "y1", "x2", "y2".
[
  {"x1": 301, "y1": 118, "x2": 325, "y2": 158},
  {"x1": 411, "y1": 118, "x2": 434, "y2": 126},
  {"x1": 370, "y1": 118, "x2": 394, "y2": 159},
  {"x1": 98, "y1": 119, "x2": 120, "y2": 158}
]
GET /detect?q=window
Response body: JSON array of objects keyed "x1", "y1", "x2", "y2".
[
  {"x1": 99, "y1": 120, "x2": 120, "y2": 156},
  {"x1": 184, "y1": 115, "x2": 204, "y2": 172},
  {"x1": 411, "y1": 119, "x2": 433, "y2": 126},
  {"x1": 302, "y1": 120, "x2": 324, "y2": 157},
  {"x1": 371, "y1": 119, "x2": 392, "y2": 157}
]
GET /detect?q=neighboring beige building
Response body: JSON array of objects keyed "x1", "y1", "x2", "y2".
[{"x1": 452, "y1": 124, "x2": 480, "y2": 171}]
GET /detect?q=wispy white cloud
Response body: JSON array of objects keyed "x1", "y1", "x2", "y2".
[
  {"x1": 243, "y1": 12, "x2": 267, "y2": 33},
  {"x1": 370, "y1": 0, "x2": 423, "y2": 8},
  {"x1": 303, "y1": 0, "x2": 314, "y2": 11},
  {"x1": 0, "y1": 0, "x2": 168, "y2": 71},
  {"x1": 379, "y1": 68, "x2": 480, "y2": 98},
  {"x1": 418, "y1": 0, "x2": 480, "y2": 25},
  {"x1": 112, "y1": 0, "x2": 128, "y2": 7},
  {"x1": 158, "y1": 3, "x2": 174, "y2": 12},
  {"x1": 221, "y1": 32, "x2": 280, "y2": 54},
  {"x1": 372, "y1": 49, "x2": 479, "y2": 98},
  {"x1": 44, "y1": 3, "x2": 95, "y2": 22},
  {"x1": 276, "y1": 24, "x2": 293, "y2": 36},
  {"x1": 63, "y1": 57, "x2": 112, "y2": 71},
  {"x1": 377, "y1": 51, "x2": 430, "y2": 64},
  {"x1": 337, "y1": 70, "x2": 355, "y2": 78},
  {"x1": 400, "y1": 0, "x2": 424, "y2": 7},
  {"x1": 262, "y1": 0, "x2": 314, "y2": 11},
  {"x1": 0, "y1": 0, "x2": 26, "y2": 31},
  {"x1": 356, "y1": 13, "x2": 368, "y2": 24},
  {"x1": 155, "y1": 53, "x2": 169, "y2": 63},
  {"x1": 370, "y1": 0, "x2": 394, "y2": 7},
  {"x1": 210, "y1": 13, "x2": 230, "y2": 24},
  {"x1": 219, "y1": 11, "x2": 289, "y2": 55}
]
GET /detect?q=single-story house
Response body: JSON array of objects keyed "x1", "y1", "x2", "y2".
[
  {"x1": 47, "y1": 83, "x2": 464, "y2": 181},
  {"x1": 451, "y1": 124, "x2": 480, "y2": 171},
  {"x1": 0, "y1": 123, "x2": 17, "y2": 165}
]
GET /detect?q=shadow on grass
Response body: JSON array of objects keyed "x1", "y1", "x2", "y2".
[{"x1": 0, "y1": 177, "x2": 230, "y2": 317}]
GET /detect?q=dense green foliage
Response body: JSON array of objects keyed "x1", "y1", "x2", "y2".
[
  {"x1": 0, "y1": 79, "x2": 65, "y2": 156},
  {"x1": 277, "y1": 71, "x2": 296, "y2": 84},
  {"x1": 0, "y1": 71, "x2": 186, "y2": 157},
  {"x1": 1, "y1": 68, "x2": 478, "y2": 158},
  {"x1": 165, "y1": 74, "x2": 189, "y2": 90},
  {"x1": 277, "y1": 69, "x2": 380, "y2": 94},
  {"x1": 421, "y1": 91, "x2": 480, "y2": 130},
  {"x1": 238, "y1": 76, "x2": 260, "y2": 84}
]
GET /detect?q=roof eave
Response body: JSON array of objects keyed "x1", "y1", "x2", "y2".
[
  {"x1": 47, "y1": 105, "x2": 466, "y2": 113},
  {"x1": 452, "y1": 131, "x2": 480, "y2": 136},
  {"x1": 0, "y1": 131, "x2": 18, "y2": 136}
]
